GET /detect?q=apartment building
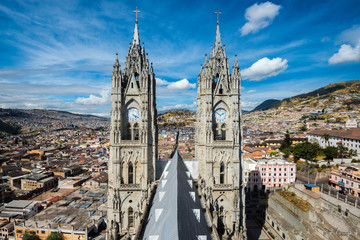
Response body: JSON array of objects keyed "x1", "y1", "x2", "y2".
[
  {"x1": 308, "y1": 128, "x2": 360, "y2": 155},
  {"x1": 329, "y1": 165, "x2": 360, "y2": 197},
  {"x1": 243, "y1": 158, "x2": 296, "y2": 191},
  {"x1": 20, "y1": 172, "x2": 57, "y2": 191}
]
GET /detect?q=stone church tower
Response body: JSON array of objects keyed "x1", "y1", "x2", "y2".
[
  {"x1": 195, "y1": 11, "x2": 247, "y2": 239},
  {"x1": 106, "y1": 8, "x2": 157, "y2": 239}
]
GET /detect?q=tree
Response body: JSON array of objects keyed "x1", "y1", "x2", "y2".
[
  {"x1": 292, "y1": 141, "x2": 321, "y2": 161},
  {"x1": 46, "y1": 232, "x2": 65, "y2": 240},
  {"x1": 300, "y1": 125, "x2": 307, "y2": 131},
  {"x1": 323, "y1": 146, "x2": 338, "y2": 160},
  {"x1": 280, "y1": 131, "x2": 292, "y2": 151},
  {"x1": 348, "y1": 149, "x2": 358, "y2": 158},
  {"x1": 22, "y1": 231, "x2": 40, "y2": 240},
  {"x1": 322, "y1": 133, "x2": 330, "y2": 146},
  {"x1": 337, "y1": 143, "x2": 346, "y2": 159},
  {"x1": 282, "y1": 148, "x2": 292, "y2": 159},
  {"x1": 270, "y1": 151, "x2": 278, "y2": 157},
  {"x1": 336, "y1": 144, "x2": 356, "y2": 158}
]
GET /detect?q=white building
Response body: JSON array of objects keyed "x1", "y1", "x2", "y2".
[
  {"x1": 1, "y1": 200, "x2": 38, "y2": 219},
  {"x1": 346, "y1": 119, "x2": 359, "y2": 129},
  {"x1": 308, "y1": 129, "x2": 360, "y2": 156}
]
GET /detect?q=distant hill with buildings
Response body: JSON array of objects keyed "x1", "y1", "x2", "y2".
[
  {"x1": 0, "y1": 118, "x2": 21, "y2": 135},
  {"x1": 158, "y1": 110, "x2": 195, "y2": 127},
  {"x1": 251, "y1": 80, "x2": 360, "y2": 112},
  {"x1": 243, "y1": 80, "x2": 360, "y2": 134},
  {"x1": 0, "y1": 108, "x2": 108, "y2": 135},
  {"x1": 251, "y1": 99, "x2": 281, "y2": 112},
  {"x1": 0, "y1": 108, "x2": 108, "y2": 122}
]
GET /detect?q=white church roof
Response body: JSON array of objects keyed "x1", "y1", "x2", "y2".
[{"x1": 141, "y1": 151, "x2": 211, "y2": 240}]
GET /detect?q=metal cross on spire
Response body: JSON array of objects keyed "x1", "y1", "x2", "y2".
[
  {"x1": 214, "y1": 9, "x2": 222, "y2": 24},
  {"x1": 133, "y1": 6, "x2": 141, "y2": 23}
]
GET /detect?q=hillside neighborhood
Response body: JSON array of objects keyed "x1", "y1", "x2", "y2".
[{"x1": 0, "y1": 81, "x2": 359, "y2": 239}]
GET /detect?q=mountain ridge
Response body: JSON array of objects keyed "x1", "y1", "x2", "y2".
[
  {"x1": 251, "y1": 80, "x2": 360, "y2": 112},
  {"x1": 0, "y1": 108, "x2": 108, "y2": 121}
]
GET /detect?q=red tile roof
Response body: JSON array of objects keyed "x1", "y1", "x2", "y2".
[{"x1": 308, "y1": 128, "x2": 360, "y2": 140}]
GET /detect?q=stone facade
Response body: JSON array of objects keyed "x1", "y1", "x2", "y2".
[
  {"x1": 195, "y1": 13, "x2": 247, "y2": 239},
  {"x1": 106, "y1": 12, "x2": 157, "y2": 239}
]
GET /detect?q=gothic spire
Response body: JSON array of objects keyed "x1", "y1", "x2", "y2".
[
  {"x1": 113, "y1": 53, "x2": 120, "y2": 71},
  {"x1": 213, "y1": 9, "x2": 222, "y2": 56},
  {"x1": 132, "y1": 7, "x2": 141, "y2": 47},
  {"x1": 233, "y1": 54, "x2": 239, "y2": 69},
  {"x1": 115, "y1": 53, "x2": 119, "y2": 65}
]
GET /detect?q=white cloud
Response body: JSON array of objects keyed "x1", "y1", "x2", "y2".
[
  {"x1": 75, "y1": 89, "x2": 110, "y2": 105},
  {"x1": 241, "y1": 101, "x2": 261, "y2": 110},
  {"x1": 166, "y1": 78, "x2": 196, "y2": 90},
  {"x1": 159, "y1": 102, "x2": 197, "y2": 111},
  {"x1": 240, "y1": 2, "x2": 281, "y2": 36},
  {"x1": 328, "y1": 41, "x2": 360, "y2": 65},
  {"x1": 156, "y1": 78, "x2": 196, "y2": 90},
  {"x1": 241, "y1": 57, "x2": 288, "y2": 81},
  {"x1": 156, "y1": 78, "x2": 169, "y2": 85},
  {"x1": 247, "y1": 89, "x2": 256, "y2": 93},
  {"x1": 338, "y1": 25, "x2": 360, "y2": 45},
  {"x1": 0, "y1": 94, "x2": 109, "y2": 117}
]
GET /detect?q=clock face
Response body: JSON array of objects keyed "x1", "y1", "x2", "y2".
[
  {"x1": 214, "y1": 108, "x2": 227, "y2": 123},
  {"x1": 127, "y1": 108, "x2": 141, "y2": 122}
]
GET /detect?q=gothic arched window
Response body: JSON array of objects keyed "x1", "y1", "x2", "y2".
[
  {"x1": 135, "y1": 161, "x2": 140, "y2": 184},
  {"x1": 220, "y1": 162, "x2": 225, "y2": 184},
  {"x1": 219, "y1": 84, "x2": 223, "y2": 94},
  {"x1": 135, "y1": 73, "x2": 139, "y2": 81},
  {"x1": 120, "y1": 162, "x2": 124, "y2": 184},
  {"x1": 221, "y1": 124, "x2": 226, "y2": 140},
  {"x1": 128, "y1": 207, "x2": 134, "y2": 228},
  {"x1": 218, "y1": 206, "x2": 225, "y2": 235},
  {"x1": 128, "y1": 162, "x2": 134, "y2": 184},
  {"x1": 126, "y1": 123, "x2": 131, "y2": 140},
  {"x1": 134, "y1": 123, "x2": 139, "y2": 141},
  {"x1": 215, "y1": 123, "x2": 226, "y2": 140},
  {"x1": 220, "y1": 206, "x2": 224, "y2": 215}
]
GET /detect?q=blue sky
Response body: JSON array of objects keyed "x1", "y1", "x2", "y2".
[{"x1": 0, "y1": 0, "x2": 360, "y2": 116}]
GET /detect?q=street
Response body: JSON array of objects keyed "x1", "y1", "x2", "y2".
[{"x1": 296, "y1": 177, "x2": 359, "y2": 207}]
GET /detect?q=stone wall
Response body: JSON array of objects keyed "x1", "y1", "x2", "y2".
[{"x1": 271, "y1": 192, "x2": 310, "y2": 220}]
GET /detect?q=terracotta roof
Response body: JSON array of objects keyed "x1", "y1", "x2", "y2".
[{"x1": 308, "y1": 128, "x2": 360, "y2": 140}]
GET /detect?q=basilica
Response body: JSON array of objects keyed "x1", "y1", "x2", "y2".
[{"x1": 106, "y1": 8, "x2": 246, "y2": 240}]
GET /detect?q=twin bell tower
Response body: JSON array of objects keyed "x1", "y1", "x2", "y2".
[{"x1": 107, "y1": 8, "x2": 246, "y2": 240}]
